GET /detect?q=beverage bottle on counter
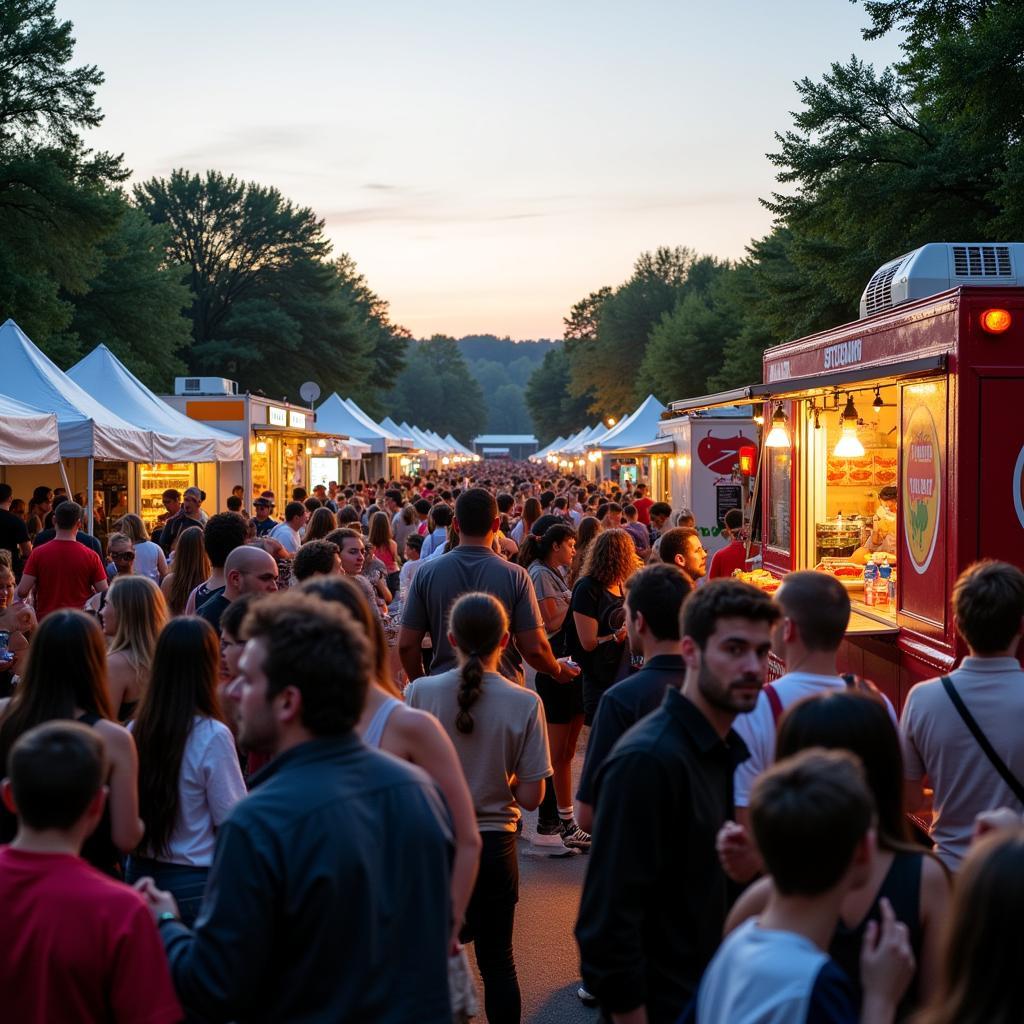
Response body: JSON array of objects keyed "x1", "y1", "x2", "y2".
[
  {"x1": 879, "y1": 556, "x2": 894, "y2": 605},
  {"x1": 863, "y1": 556, "x2": 879, "y2": 606},
  {"x1": 874, "y1": 556, "x2": 891, "y2": 607}
]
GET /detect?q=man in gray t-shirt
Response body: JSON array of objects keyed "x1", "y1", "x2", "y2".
[
  {"x1": 399, "y1": 488, "x2": 579, "y2": 687},
  {"x1": 900, "y1": 560, "x2": 1024, "y2": 870}
]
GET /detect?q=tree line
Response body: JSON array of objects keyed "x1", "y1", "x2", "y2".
[
  {"x1": 0, "y1": 1, "x2": 408, "y2": 411},
  {"x1": 527, "y1": 0, "x2": 1024, "y2": 442}
]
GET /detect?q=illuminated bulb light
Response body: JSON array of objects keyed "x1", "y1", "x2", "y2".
[
  {"x1": 317, "y1": 438, "x2": 327, "y2": 448},
  {"x1": 442, "y1": 457, "x2": 450, "y2": 465},
  {"x1": 980, "y1": 308, "x2": 1012, "y2": 334},
  {"x1": 833, "y1": 429, "x2": 865, "y2": 458},
  {"x1": 255, "y1": 441, "x2": 268, "y2": 454},
  {"x1": 764, "y1": 408, "x2": 791, "y2": 449}
]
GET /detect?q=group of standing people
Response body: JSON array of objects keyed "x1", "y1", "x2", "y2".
[{"x1": 0, "y1": 465, "x2": 1023, "y2": 1024}]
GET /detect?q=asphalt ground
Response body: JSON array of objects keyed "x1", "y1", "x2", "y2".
[{"x1": 466, "y1": 734, "x2": 601, "y2": 1023}]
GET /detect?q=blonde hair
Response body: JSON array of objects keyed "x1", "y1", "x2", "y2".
[
  {"x1": 107, "y1": 576, "x2": 168, "y2": 693},
  {"x1": 116, "y1": 513, "x2": 150, "y2": 543}
]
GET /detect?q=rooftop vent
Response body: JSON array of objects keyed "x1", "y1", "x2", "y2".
[{"x1": 859, "y1": 243, "x2": 1024, "y2": 318}]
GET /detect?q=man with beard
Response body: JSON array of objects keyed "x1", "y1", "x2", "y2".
[
  {"x1": 575, "y1": 579, "x2": 777, "y2": 1024},
  {"x1": 135, "y1": 593, "x2": 454, "y2": 1023},
  {"x1": 657, "y1": 526, "x2": 708, "y2": 580}
]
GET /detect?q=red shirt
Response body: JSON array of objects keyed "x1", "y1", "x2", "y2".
[
  {"x1": 631, "y1": 497, "x2": 654, "y2": 525},
  {"x1": 0, "y1": 847, "x2": 182, "y2": 1024},
  {"x1": 709, "y1": 539, "x2": 760, "y2": 579},
  {"x1": 22, "y1": 537, "x2": 106, "y2": 620}
]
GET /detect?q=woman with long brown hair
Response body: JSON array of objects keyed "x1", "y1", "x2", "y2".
[
  {"x1": 511, "y1": 497, "x2": 541, "y2": 546},
  {"x1": 299, "y1": 576, "x2": 481, "y2": 959},
  {"x1": 406, "y1": 592, "x2": 550, "y2": 1024},
  {"x1": 0, "y1": 610, "x2": 142, "y2": 875},
  {"x1": 100, "y1": 575, "x2": 168, "y2": 721},
  {"x1": 126, "y1": 617, "x2": 245, "y2": 926},
  {"x1": 368, "y1": 511, "x2": 401, "y2": 596},
  {"x1": 302, "y1": 506, "x2": 337, "y2": 544},
  {"x1": 568, "y1": 515, "x2": 602, "y2": 586},
  {"x1": 161, "y1": 525, "x2": 210, "y2": 616},
  {"x1": 915, "y1": 827, "x2": 1024, "y2": 1024},
  {"x1": 569, "y1": 528, "x2": 640, "y2": 725}
]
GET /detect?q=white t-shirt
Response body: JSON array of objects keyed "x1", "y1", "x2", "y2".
[
  {"x1": 132, "y1": 540, "x2": 164, "y2": 582},
  {"x1": 694, "y1": 918, "x2": 857, "y2": 1023},
  {"x1": 269, "y1": 522, "x2": 301, "y2": 554},
  {"x1": 732, "y1": 672, "x2": 898, "y2": 808},
  {"x1": 132, "y1": 717, "x2": 246, "y2": 867}
]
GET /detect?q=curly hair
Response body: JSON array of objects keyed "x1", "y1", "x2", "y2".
[{"x1": 578, "y1": 528, "x2": 640, "y2": 588}]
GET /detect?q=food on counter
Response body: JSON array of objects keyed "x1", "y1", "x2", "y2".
[{"x1": 732, "y1": 568, "x2": 781, "y2": 593}]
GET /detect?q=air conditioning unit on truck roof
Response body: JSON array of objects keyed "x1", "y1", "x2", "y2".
[{"x1": 859, "y1": 242, "x2": 1024, "y2": 318}]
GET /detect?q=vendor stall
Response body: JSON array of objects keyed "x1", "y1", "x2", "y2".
[
  {"x1": 670, "y1": 243, "x2": 1024, "y2": 708},
  {"x1": 584, "y1": 395, "x2": 666, "y2": 486},
  {"x1": 68, "y1": 345, "x2": 245, "y2": 532},
  {"x1": 316, "y1": 395, "x2": 412, "y2": 481},
  {"x1": 164, "y1": 387, "x2": 359, "y2": 506}
]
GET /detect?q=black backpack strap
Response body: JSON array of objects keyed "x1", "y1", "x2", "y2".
[{"x1": 940, "y1": 675, "x2": 1024, "y2": 805}]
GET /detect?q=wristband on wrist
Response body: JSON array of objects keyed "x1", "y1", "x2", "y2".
[{"x1": 156, "y1": 911, "x2": 180, "y2": 926}]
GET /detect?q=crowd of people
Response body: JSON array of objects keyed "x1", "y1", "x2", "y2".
[{"x1": 0, "y1": 467, "x2": 1022, "y2": 1023}]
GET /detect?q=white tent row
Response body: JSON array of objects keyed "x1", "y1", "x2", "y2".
[
  {"x1": 585, "y1": 395, "x2": 667, "y2": 452},
  {"x1": 531, "y1": 435, "x2": 567, "y2": 462}
]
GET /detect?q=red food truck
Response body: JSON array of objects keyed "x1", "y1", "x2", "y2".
[{"x1": 666, "y1": 242, "x2": 1024, "y2": 711}]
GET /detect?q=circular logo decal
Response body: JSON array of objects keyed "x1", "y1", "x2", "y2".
[
  {"x1": 1013, "y1": 443, "x2": 1024, "y2": 530},
  {"x1": 903, "y1": 405, "x2": 942, "y2": 574}
]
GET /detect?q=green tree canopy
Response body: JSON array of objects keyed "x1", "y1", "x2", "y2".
[
  {"x1": 525, "y1": 345, "x2": 596, "y2": 443},
  {"x1": 385, "y1": 335, "x2": 486, "y2": 440}
]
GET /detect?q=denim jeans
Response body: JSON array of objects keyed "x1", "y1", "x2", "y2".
[
  {"x1": 126, "y1": 857, "x2": 209, "y2": 928},
  {"x1": 460, "y1": 830, "x2": 520, "y2": 1024}
]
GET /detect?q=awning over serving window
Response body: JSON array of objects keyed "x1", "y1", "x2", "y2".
[{"x1": 667, "y1": 354, "x2": 948, "y2": 415}]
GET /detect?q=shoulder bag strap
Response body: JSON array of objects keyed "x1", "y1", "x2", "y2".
[
  {"x1": 941, "y1": 675, "x2": 1024, "y2": 804},
  {"x1": 765, "y1": 683, "x2": 784, "y2": 725}
]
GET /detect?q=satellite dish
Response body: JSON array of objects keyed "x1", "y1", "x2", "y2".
[{"x1": 300, "y1": 381, "x2": 321, "y2": 404}]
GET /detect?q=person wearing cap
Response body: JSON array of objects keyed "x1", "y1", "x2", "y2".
[
  {"x1": 251, "y1": 497, "x2": 277, "y2": 538},
  {"x1": 159, "y1": 487, "x2": 205, "y2": 556}
]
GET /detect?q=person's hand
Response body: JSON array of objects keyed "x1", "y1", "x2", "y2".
[
  {"x1": 716, "y1": 821, "x2": 763, "y2": 883},
  {"x1": 613, "y1": 625, "x2": 628, "y2": 644},
  {"x1": 860, "y1": 897, "x2": 914, "y2": 1016},
  {"x1": 133, "y1": 877, "x2": 181, "y2": 922},
  {"x1": 973, "y1": 807, "x2": 1023, "y2": 842},
  {"x1": 556, "y1": 657, "x2": 581, "y2": 684}
]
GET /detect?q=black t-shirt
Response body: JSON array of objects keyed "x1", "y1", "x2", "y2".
[
  {"x1": 0, "y1": 509, "x2": 29, "y2": 570},
  {"x1": 196, "y1": 592, "x2": 231, "y2": 633},
  {"x1": 570, "y1": 575, "x2": 627, "y2": 687}
]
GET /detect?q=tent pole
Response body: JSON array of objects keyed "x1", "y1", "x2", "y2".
[
  {"x1": 87, "y1": 458, "x2": 95, "y2": 535},
  {"x1": 58, "y1": 459, "x2": 72, "y2": 498}
]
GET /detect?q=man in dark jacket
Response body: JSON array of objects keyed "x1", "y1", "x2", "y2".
[
  {"x1": 575, "y1": 580, "x2": 777, "y2": 1024},
  {"x1": 135, "y1": 591, "x2": 454, "y2": 1023}
]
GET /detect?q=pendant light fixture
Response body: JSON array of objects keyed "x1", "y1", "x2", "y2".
[
  {"x1": 764, "y1": 405, "x2": 791, "y2": 448},
  {"x1": 832, "y1": 394, "x2": 865, "y2": 458},
  {"x1": 872, "y1": 388, "x2": 884, "y2": 414}
]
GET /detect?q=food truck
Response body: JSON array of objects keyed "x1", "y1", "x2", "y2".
[{"x1": 670, "y1": 242, "x2": 1024, "y2": 709}]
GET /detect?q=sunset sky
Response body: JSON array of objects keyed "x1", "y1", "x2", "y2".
[{"x1": 61, "y1": 1, "x2": 903, "y2": 340}]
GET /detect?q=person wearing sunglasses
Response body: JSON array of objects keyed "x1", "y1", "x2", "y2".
[{"x1": 105, "y1": 533, "x2": 137, "y2": 582}]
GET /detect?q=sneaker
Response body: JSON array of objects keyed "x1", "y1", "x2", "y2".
[
  {"x1": 560, "y1": 818, "x2": 592, "y2": 852},
  {"x1": 531, "y1": 819, "x2": 576, "y2": 854},
  {"x1": 577, "y1": 986, "x2": 598, "y2": 1006}
]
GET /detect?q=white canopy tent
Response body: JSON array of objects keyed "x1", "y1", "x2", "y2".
[
  {"x1": 585, "y1": 395, "x2": 666, "y2": 451},
  {"x1": 0, "y1": 320, "x2": 155, "y2": 531},
  {"x1": 531, "y1": 436, "x2": 567, "y2": 461},
  {"x1": 316, "y1": 394, "x2": 390, "y2": 454},
  {"x1": 0, "y1": 394, "x2": 61, "y2": 466},
  {"x1": 444, "y1": 433, "x2": 475, "y2": 457},
  {"x1": 68, "y1": 345, "x2": 244, "y2": 462}
]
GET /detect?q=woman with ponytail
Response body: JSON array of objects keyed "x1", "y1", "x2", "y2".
[{"x1": 406, "y1": 591, "x2": 552, "y2": 1024}]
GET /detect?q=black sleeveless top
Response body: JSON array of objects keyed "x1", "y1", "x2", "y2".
[
  {"x1": 829, "y1": 850, "x2": 924, "y2": 1020},
  {"x1": 75, "y1": 712, "x2": 123, "y2": 878}
]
